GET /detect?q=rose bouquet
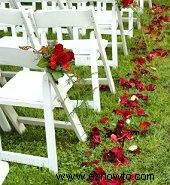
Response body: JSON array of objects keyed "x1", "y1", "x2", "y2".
[{"x1": 38, "y1": 43, "x2": 75, "y2": 82}]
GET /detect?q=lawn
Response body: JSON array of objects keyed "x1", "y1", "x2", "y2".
[{"x1": 0, "y1": 0, "x2": 170, "y2": 184}]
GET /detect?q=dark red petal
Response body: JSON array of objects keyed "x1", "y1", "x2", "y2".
[
  {"x1": 102, "y1": 149, "x2": 115, "y2": 163},
  {"x1": 146, "y1": 84, "x2": 157, "y2": 91},
  {"x1": 100, "y1": 117, "x2": 109, "y2": 124},
  {"x1": 81, "y1": 160, "x2": 100, "y2": 166},
  {"x1": 136, "y1": 108, "x2": 146, "y2": 116},
  {"x1": 139, "y1": 121, "x2": 151, "y2": 129},
  {"x1": 100, "y1": 85, "x2": 110, "y2": 92},
  {"x1": 93, "y1": 167, "x2": 106, "y2": 175}
]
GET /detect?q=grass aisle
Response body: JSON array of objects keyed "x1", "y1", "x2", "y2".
[{"x1": 0, "y1": 0, "x2": 169, "y2": 184}]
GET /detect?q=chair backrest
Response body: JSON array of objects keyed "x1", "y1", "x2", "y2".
[
  {"x1": 31, "y1": 9, "x2": 100, "y2": 44},
  {"x1": 31, "y1": 8, "x2": 109, "y2": 68},
  {"x1": 0, "y1": 8, "x2": 41, "y2": 68},
  {"x1": 67, "y1": 0, "x2": 117, "y2": 22},
  {"x1": 33, "y1": 9, "x2": 94, "y2": 28}
]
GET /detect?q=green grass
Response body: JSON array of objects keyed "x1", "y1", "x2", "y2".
[{"x1": 0, "y1": 0, "x2": 170, "y2": 184}]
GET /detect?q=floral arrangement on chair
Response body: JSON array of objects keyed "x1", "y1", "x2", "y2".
[{"x1": 38, "y1": 43, "x2": 75, "y2": 82}]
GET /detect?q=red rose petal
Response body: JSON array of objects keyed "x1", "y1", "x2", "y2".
[
  {"x1": 81, "y1": 160, "x2": 100, "y2": 166},
  {"x1": 146, "y1": 84, "x2": 157, "y2": 91},
  {"x1": 139, "y1": 121, "x2": 151, "y2": 129},
  {"x1": 136, "y1": 108, "x2": 146, "y2": 116},
  {"x1": 100, "y1": 117, "x2": 109, "y2": 124}
]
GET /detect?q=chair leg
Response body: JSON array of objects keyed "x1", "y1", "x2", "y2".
[
  {"x1": 0, "y1": 108, "x2": 11, "y2": 132},
  {"x1": 93, "y1": 31, "x2": 116, "y2": 93},
  {"x1": 116, "y1": 6, "x2": 128, "y2": 56},
  {"x1": 46, "y1": 74, "x2": 87, "y2": 142},
  {"x1": 43, "y1": 76, "x2": 58, "y2": 173},
  {"x1": 128, "y1": 9, "x2": 133, "y2": 38},
  {"x1": 148, "y1": 0, "x2": 152, "y2": 8},
  {"x1": 1, "y1": 105, "x2": 26, "y2": 134},
  {"x1": 90, "y1": 48, "x2": 101, "y2": 111},
  {"x1": 59, "y1": 96, "x2": 87, "y2": 142},
  {"x1": 111, "y1": 10, "x2": 118, "y2": 66}
]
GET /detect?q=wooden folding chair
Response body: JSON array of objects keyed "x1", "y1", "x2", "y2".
[
  {"x1": 30, "y1": 9, "x2": 116, "y2": 112},
  {"x1": 0, "y1": 8, "x2": 86, "y2": 173}
]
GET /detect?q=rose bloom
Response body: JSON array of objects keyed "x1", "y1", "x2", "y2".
[{"x1": 121, "y1": 0, "x2": 134, "y2": 7}]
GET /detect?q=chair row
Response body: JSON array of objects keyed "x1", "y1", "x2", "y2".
[
  {"x1": 0, "y1": 7, "x2": 116, "y2": 173},
  {"x1": 0, "y1": 0, "x2": 152, "y2": 174},
  {"x1": 0, "y1": 0, "x2": 131, "y2": 67}
]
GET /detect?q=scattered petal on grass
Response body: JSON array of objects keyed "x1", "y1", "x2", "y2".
[
  {"x1": 90, "y1": 127, "x2": 101, "y2": 148},
  {"x1": 136, "y1": 108, "x2": 146, "y2": 116},
  {"x1": 133, "y1": 93, "x2": 149, "y2": 101},
  {"x1": 111, "y1": 134, "x2": 118, "y2": 142},
  {"x1": 113, "y1": 109, "x2": 133, "y2": 119},
  {"x1": 147, "y1": 48, "x2": 168, "y2": 61},
  {"x1": 102, "y1": 147, "x2": 129, "y2": 166},
  {"x1": 131, "y1": 95, "x2": 139, "y2": 101},
  {"x1": 100, "y1": 117, "x2": 109, "y2": 124},
  {"x1": 146, "y1": 84, "x2": 157, "y2": 91},
  {"x1": 81, "y1": 160, "x2": 100, "y2": 166},
  {"x1": 84, "y1": 150, "x2": 92, "y2": 157},
  {"x1": 128, "y1": 145, "x2": 141, "y2": 155},
  {"x1": 132, "y1": 57, "x2": 146, "y2": 65},
  {"x1": 100, "y1": 85, "x2": 110, "y2": 92},
  {"x1": 139, "y1": 121, "x2": 151, "y2": 130}
]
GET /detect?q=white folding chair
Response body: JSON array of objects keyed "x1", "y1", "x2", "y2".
[
  {"x1": 30, "y1": 9, "x2": 115, "y2": 112},
  {"x1": 0, "y1": 8, "x2": 86, "y2": 173},
  {"x1": 65, "y1": 0, "x2": 128, "y2": 67},
  {"x1": 0, "y1": 160, "x2": 9, "y2": 185}
]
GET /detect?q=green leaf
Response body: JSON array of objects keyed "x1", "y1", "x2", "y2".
[
  {"x1": 52, "y1": 71, "x2": 63, "y2": 82},
  {"x1": 37, "y1": 58, "x2": 48, "y2": 68}
]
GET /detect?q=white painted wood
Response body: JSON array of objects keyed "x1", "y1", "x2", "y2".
[
  {"x1": 0, "y1": 151, "x2": 49, "y2": 167},
  {"x1": 0, "y1": 161, "x2": 9, "y2": 185},
  {"x1": 34, "y1": 9, "x2": 93, "y2": 28},
  {"x1": 47, "y1": 73, "x2": 87, "y2": 141},
  {"x1": 89, "y1": 43, "x2": 100, "y2": 111},
  {"x1": 18, "y1": 117, "x2": 73, "y2": 129},
  {"x1": 90, "y1": 10, "x2": 115, "y2": 93},
  {"x1": 0, "y1": 108, "x2": 11, "y2": 132},
  {"x1": 42, "y1": 74, "x2": 58, "y2": 173},
  {"x1": 1, "y1": 106, "x2": 26, "y2": 134}
]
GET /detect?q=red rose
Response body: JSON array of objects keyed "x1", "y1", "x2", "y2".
[
  {"x1": 54, "y1": 43, "x2": 64, "y2": 55},
  {"x1": 66, "y1": 51, "x2": 75, "y2": 61},
  {"x1": 121, "y1": 0, "x2": 134, "y2": 7},
  {"x1": 49, "y1": 54, "x2": 57, "y2": 69}
]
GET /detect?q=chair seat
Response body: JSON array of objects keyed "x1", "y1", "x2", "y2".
[
  {"x1": 0, "y1": 71, "x2": 75, "y2": 108},
  {"x1": 0, "y1": 161, "x2": 9, "y2": 185},
  {"x1": 60, "y1": 39, "x2": 108, "y2": 54}
]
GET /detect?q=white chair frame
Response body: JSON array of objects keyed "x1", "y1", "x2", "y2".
[
  {"x1": 0, "y1": 8, "x2": 86, "y2": 173},
  {"x1": 30, "y1": 9, "x2": 115, "y2": 112}
]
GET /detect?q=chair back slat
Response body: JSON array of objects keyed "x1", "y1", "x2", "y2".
[
  {"x1": 0, "y1": 47, "x2": 39, "y2": 68},
  {"x1": 33, "y1": 9, "x2": 93, "y2": 28},
  {"x1": 0, "y1": 8, "x2": 41, "y2": 68},
  {"x1": 0, "y1": 8, "x2": 24, "y2": 25}
]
